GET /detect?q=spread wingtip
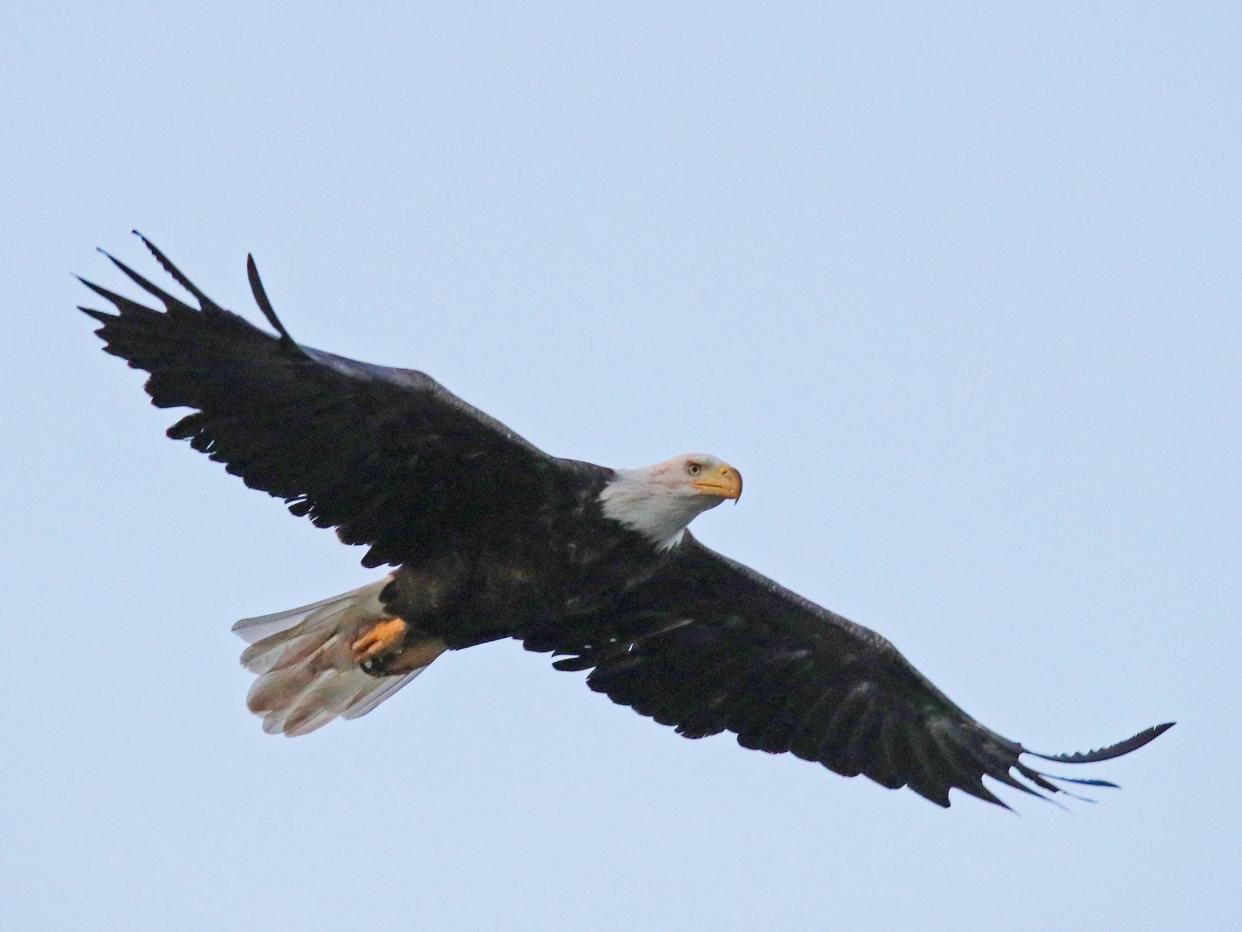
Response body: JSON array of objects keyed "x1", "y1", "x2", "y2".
[{"x1": 1031, "y1": 721, "x2": 1175, "y2": 765}]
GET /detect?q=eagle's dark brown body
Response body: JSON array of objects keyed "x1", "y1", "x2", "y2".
[{"x1": 378, "y1": 471, "x2": 678, "y2": 652}]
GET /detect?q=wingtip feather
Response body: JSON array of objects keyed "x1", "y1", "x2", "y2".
[
  {"x1": 96, "y1": 245, "x2": 184, "y2": 309},
  {"x1": 1030, "y1": 722, "x2": 1174, "y2": 765},
  {"x1": 130, "y1": 230, "x2": 216, "y2": 307},
  {"x1": 245, "y1": 253, "x2": 296, "y2": 346},
  {"x1": 78, "y1": 305, "x2": 116, "y2": 325},
  {"x1": 76, "y1": 275, "x2": 131, "y2": 308}
]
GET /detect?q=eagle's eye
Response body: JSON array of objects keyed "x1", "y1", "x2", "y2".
[{"x1": 686, "y1": 462, "x2": 702, "y2": 476}]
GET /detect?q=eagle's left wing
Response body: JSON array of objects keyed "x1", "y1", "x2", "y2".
[
  {"x1": 541, "y1": 535, "x2": 1171, "y2": 808},
  {"x1": 79, "y1": 235, "x2": 584, "y2": 569}
]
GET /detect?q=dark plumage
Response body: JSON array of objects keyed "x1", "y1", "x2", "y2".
[{"x1": 80, "y1": 235, "x2": 1172, "y2": 807}]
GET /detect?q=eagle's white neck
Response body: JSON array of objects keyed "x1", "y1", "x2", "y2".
[{"x1": 598, "y1": 466, "x2": 716, "y2": 550}]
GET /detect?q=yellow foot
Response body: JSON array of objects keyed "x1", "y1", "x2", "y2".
[{"x1": 352, "y1": 617, "x2": 409, "y2": 664}]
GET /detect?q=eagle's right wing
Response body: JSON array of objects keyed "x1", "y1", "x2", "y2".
[{"x1": 543, "y1": 535, "x2": 1171, "y2": 808}]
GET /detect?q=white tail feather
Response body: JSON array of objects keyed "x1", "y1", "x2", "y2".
[
  {"x1": 232, "y1": 578, "x2": 436, "y2": 736},
  {"x1": 233, "y1": 588, "x2": 366, "y2": 645}
]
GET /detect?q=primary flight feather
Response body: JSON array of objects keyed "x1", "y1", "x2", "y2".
[{"x1": 80, "y1": 235, "x2": 1172, "y2": 809}]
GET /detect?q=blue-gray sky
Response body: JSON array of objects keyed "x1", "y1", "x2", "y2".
[{"x1": 3, "y1": 4, "x2": 1239, "y2": 930}]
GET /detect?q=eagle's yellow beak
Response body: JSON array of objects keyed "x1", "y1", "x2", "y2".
[{"x1": 692, "y1": 462, "x2": 743, "y2": 501}]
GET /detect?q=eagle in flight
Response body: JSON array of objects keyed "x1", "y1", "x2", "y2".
[{"x1": 80, "y1": 235, "x2": 1171, "y2": 809}]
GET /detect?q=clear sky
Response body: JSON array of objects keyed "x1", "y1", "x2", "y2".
[{"x1": 3, "y1": 4, "x2": 1239, "y2": 930}]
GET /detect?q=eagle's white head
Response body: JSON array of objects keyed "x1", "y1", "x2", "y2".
[{"x1": 599, "y1": 453, "x2": 743, "y2": 549}]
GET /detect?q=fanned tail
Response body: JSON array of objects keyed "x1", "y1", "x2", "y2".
[{"x1": 232, "y1": 578, "x2": 441, "y2": 736}]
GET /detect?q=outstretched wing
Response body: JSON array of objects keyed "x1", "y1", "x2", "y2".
[
  {"x1": 80, "y1": 235, "x2": 572, "y2": 568},
  {"x1": 542, "y1": 536, "x2": 1171, "y2": 808}
]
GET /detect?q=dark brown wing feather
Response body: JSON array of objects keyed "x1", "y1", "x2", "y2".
[
  {"x1": 544, "y1": 535, "x2": 1171, "y2": 808},
  {"x1": 80, "y1": 235, "x2": 570, "y2": 568}
]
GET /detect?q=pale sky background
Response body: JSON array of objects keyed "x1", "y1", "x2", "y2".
[{"x1": 3, "y1": 4, "x2": 1239, "y2": 930}]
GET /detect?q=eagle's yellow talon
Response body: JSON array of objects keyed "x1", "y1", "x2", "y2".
[{"x1": 351, "y1": 617, "x2": 409, "y2": 661}]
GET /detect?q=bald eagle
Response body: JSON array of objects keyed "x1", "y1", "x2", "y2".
[{"x1": 80, "y1": 235, "x2": 1171, "y2": 809}]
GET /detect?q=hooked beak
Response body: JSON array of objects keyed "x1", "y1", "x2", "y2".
[{"x1": 692, "y1": 462, "x2": 743, "y2": 501}]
